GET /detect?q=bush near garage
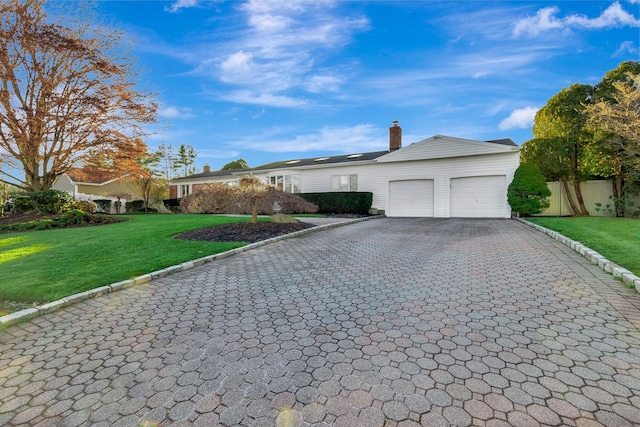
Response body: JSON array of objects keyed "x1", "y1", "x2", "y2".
[
  {"x1": 507, "y1": 163, "x2": 551, "y2": 216},
  {"x1": 180, "y1": 183, "x2": 318, "y2": 216},
  {"x1": 299, "y1": 192, "x2": 373, "y2": 215}
]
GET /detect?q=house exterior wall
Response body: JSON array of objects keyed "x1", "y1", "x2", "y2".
[
  {"x1": 52, "y1": 175, "x2": 76, "y2": 195},
  {"x1": 377, "y1": 136, "x2": 514, "y2": 162},
  {"x1": 169, "y1": 142, "x2": 520, "y2": 218},
  {"x1": 76, "y1": 181, "x2": 139, "y2": 200},
  {"x1": 245, "y1": 152, "x2": 518, "y2": 217}
]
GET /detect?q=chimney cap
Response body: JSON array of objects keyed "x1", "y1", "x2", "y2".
[{"x1": 392, "y1": 120, "x2": 399, "y2": 126}]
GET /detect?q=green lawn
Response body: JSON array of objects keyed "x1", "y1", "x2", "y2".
[
  {"x1": 526, "y1": 217, "x2": 640, "y2": 276},
  {"x1": 0, "y1": 214, "x2": 257, "y2": 313}
]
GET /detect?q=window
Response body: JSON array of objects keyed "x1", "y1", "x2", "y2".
[
  {"x1": 179, "y1": 184, "x2": 190, "y2": 197},
  {"x1": 268, "y1": 174, "x2": 301, "y2": 193},
  {"x1": 331, "y1": 174, "x2": 357, "y2": 192}
]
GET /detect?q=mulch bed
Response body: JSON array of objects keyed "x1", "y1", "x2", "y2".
[
  {"x1": 0, "y1": 212, "x2": 125, "y2": 230},
  {"x1": 175, "y1": 221, "x2": 317, "y2": 243}
]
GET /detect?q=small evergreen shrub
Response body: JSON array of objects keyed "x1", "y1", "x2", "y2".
[
  {"x1": 126, "y1": 200, "x2": 145, "y2": 213},
  {"x1": 94, "y1": 199, "x2": 112, "y2": 213},
  {"x1": 299, "y1": 192, "x2": 373, "y2": 214},
  {"x1": 507, "y1": 163, "x2": 551, "y2": 216},
  {"x1": 12, "y1": 195, "x2": 36, "y2": 213},
  {"x1": 29, "y1": 189, "x2": 74, "y2": 214},
  {"x1": 55, "y1": 209, "x2": 87, "y2": 226}
]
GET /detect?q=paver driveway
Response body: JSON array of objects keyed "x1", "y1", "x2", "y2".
[{"x1": 1, "y1": 218, "x2": 640, "y2": 427}]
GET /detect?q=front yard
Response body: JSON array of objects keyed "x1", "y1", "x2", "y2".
[
  {"x1": 0, "y1": 215, "x2": 257, "y2": 314},
  {"x1": 526, "y1": 217, "x2": 640, "y2": 277}
]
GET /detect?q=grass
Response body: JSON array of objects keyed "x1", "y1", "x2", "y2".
[
  {"x1": 526, "y1": 216, "x2": 640, "y2": 276},
  {"x1": 0, "y1": 214, "x2": 260, "y2": 313}
]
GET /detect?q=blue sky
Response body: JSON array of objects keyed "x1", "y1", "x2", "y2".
[{"x1": 99, "y1": 0, "x2": 640, "y2": 172}]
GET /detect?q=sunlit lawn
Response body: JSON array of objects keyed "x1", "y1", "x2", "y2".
[
  {"x1": 0, "y1": 214, "x2": 256, "y2": 313},
  {"x1": 526, "y1": 216, "x2": 640, "y2": 276}
]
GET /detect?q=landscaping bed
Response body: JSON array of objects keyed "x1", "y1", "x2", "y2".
[
  {"x1": 175, "y1": 221, "x2": 316, "y2": 243},
  {"x1": 0, "y1": 211, "x2": 125, "y2": 232}
]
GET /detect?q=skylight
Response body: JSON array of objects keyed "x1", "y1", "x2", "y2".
[
  {"x1": 347, "y1": 154, "x2": 363, "y2": 159},
  {"x1": 285, "y1": 160, "x2": 301, "y2": 164},
  {"x1": 314, "y1": 157, "x2": 330, "y2": 162}
]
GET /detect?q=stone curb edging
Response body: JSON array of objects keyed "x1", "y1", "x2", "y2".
[
  {"x1": 0, "y1": 216, "x2": 382, "y2": 330},
  {"x1": 516, "y1": 217, "x2": 640, "y2": 293}
]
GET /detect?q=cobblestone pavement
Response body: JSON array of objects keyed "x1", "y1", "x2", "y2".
[{"x1": 1, "y1": 218, "x2": 640, "y2": 427}]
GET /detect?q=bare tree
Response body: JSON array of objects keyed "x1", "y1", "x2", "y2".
[{"x1": 0, "y1": 0, "x2": 157, "y2": 192}]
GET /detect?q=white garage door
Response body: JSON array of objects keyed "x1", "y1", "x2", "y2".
[
  {"x1": 450, "y1": 176, "x2": 507, "y2": 218},
  {"x1": 388, "y1": 180, "x2": 434, "y2": 217}
]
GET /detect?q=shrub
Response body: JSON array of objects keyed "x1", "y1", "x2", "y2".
[
  {"x1": 12, "y1": 195, "x2": 36, "y2": 213},
  {"x1": 55, "y1": 209, "x2": 88, "y2": 226},
  {"x1": 71, "y1": 200, "x2": 97, "y2": 214},
  {"x1": 180, "y1": 183, "x2": 318, "y2": 218},
  {"x1": 299, "y1": 192, "x2": 373, "y2": 214},
  {"x1": 94, "y1": 199, "x2": 112, "y2": 213},
  {"x1": 29, "y1": 189, "x2": 75, "y2": 214},
  {"x1": 163, "y1": 198, "x2": 182, "y2": 213},
  {"x1": 126, "y1": 200, "x2": 145, "y2": 213},
  {"x1": 507, "y1": 163, "x2": 551, "y2": 216}
]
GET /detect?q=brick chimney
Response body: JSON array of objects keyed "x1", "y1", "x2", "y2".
[
  {"x1": 203, "y1": 165, "x2": 211, "y2": 173},
  {"x1": 389, "y1": 121, "x2": 402, "y2": 152}
]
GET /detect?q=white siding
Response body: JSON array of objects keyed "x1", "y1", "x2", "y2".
[
  {"x1": 377, "y1": 135, "x2": 518, "y2": 163},
  {"x1": 52, "y1": 175, "x2": 76, "y2": 195}
]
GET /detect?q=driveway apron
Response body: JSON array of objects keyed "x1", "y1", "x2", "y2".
[{"x1": 1, "y1": 218, "x2": 640, "y2": 426}]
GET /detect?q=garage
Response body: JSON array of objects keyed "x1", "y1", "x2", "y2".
[
  {"x1": 388, "y1": 179, "x2": 434, "y2": 217},
  {"x1": 450, "y1": 176, "x2": 507, "y2": 218}
]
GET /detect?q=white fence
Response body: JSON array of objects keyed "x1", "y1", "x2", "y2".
[{"x1": 538, "y1": 180, "x2": 640, "y2": 217}]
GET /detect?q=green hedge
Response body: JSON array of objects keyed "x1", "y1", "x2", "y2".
[
  {"x1": 125, "y1": 200, "x2": 145, "y2": 213},
  {"x1": 94, "y1": 199, "x2": 112, "y2": 213},
  {"x1": 163, "y1": 198, "x2": 182, "y2": 213},
  {"x1": 299, "y1": 192, "x2": 373, "y2": 214}
]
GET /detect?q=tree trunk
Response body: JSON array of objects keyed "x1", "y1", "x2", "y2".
[
  {"x1": 561, "y1": 179, "x2": 581, "y2": 216},
  {"x1": 573, "y1": 179, "x2": 589, "y2": 216},
  {"x1": 612, "y1": 175, "x2": 625, "y2": 217}
]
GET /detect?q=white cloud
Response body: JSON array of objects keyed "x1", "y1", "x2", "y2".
[
  {"x1": 614, "y1": 40, "x2": 639, "y2": 57},
  {"x1": 158, "y1": 106, "x2": 196, "y2": 119},
  {"x1": 499, "y1": 107, "x2": 538, "y2": 130},
  {"x1": 513, "y1": 2, "x2": 640, "y2": 37},
  {"x1": 239, "y1": 124, "x2": 386, "y2": 153},
  {"x1": 165, "y1": 0, "x2": 199, "y2": 13},
  {"x1": 220, "y1": 91, "x2": 308, "y2": 108},
  {"x1": 306, "y1": 74, "x2": 343, "y2": 93},
  {"x1": 207, "y1": 0, "x2": 368, "y2": 106}
]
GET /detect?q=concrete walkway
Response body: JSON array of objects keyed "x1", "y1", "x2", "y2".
[{"x1": 1, "y1": 218, "x2": 640, "y2": 426}]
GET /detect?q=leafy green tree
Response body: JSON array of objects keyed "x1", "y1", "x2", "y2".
[
  {"x1": 585, "y1": 61, "x2": 640, "y2": 216},
  {"x1": 221, "y1": 158, "x2": 250, "y2": 170},
  {"x1": 153, "y1": 143, "x2": 179, "y2": 180},
  {"x1": 175, "y1": 144, "x2": 198, "y2": 177},
  {"x1": 507, "y1": 163, "x2": 551, "y2": 216},
  {"x1": 522, "y1": 83, "x2": 593, "y2": 216}
]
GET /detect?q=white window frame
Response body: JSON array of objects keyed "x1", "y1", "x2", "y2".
[
  {"x1": 267, "y1": 174, "x2": 301, "y2": 193},
  {"x1": 331, "y1": 174, "x2": 358, "y2": 192},
  {"x1": 179, "y1": 184, "x2": 191, "y2": 197}
]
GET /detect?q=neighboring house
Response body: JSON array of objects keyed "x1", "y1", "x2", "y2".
[
  {"x1": 52, "y1": 171, "x2": 136, "y2": 213},
  {"x1": 170, "y1": 122, "x2": 521, "y2": 218}
]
